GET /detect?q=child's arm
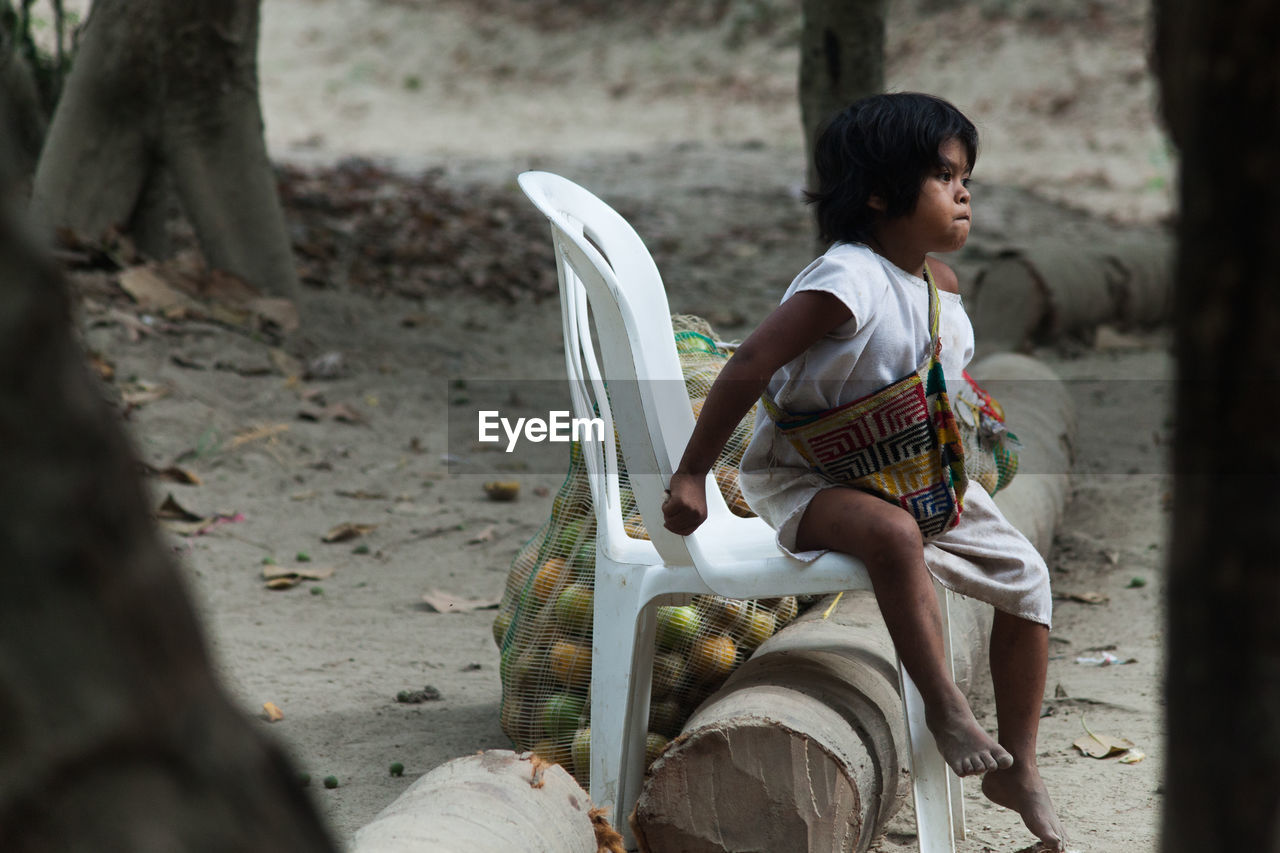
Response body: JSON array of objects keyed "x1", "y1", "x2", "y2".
[{"x1": 662, "y1": 290, "x2": 853, "y2": 535}]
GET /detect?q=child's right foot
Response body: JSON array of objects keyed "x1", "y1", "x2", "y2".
[
  {"x1": 981, "y1": 763, "x2": 1067, "y2": 851},
  {"x1": 923, "y1": 698, "x2": 1014, "y2": 776}
]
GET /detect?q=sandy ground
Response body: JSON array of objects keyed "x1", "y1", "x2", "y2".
[{"x1": 74, "y1": 0, "x2": 1173, "y2": 850}]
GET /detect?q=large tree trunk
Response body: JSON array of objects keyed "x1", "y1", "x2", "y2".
[
  {"x1": 354, "y1": 750, "x2": 623, "y2": 853},
  {"x1": 798, "y1": 0, "x2": 888, "y2": 194},
  {"x1": 1154, "y1": 1, "x2": 1280, "y2": 851},
  {"x1": 0, "y1": 205, "x2": 333, "y2": 848},
  {"x1": 29, "y1": 0, "x2": 299, "y2": 299},
  {"x1": 0, "y1": 0, "x2": 50, "y2": 176}
]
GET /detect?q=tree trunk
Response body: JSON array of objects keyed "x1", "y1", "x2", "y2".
[
  {"x1": 968, "y1": 234, "x2": 1174, "y2": 357},
  {"x1": 0, "y1": 0, "x2": 49, "y2": 176},
  {"x1": 0, "y1": 208, "x2": 333, "y2": 849},
  {"x1": 354, "y1": 751, "x2": 623, "y2": 853},
  {"x1": 798, "y1": 0, "x2": 888, "y2": 194},
  {"x1": 30, "y1": 0, "x2": 299, "y2": 299},
  {"x1": 1154, "y1": 1, "x2": 1280, "y2": 851},
  {"x1": 633, "y1": 354, "x2": 1074, "y2": 852}
]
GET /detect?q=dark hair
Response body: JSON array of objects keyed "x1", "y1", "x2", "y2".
[{"x1": 807, "y1": 92, "x2": 979, "y2": 245}]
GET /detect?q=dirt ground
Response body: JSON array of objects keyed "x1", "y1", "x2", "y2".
[{"x1": 70, "y1": 0, "x2": 1173, "y2": 850}]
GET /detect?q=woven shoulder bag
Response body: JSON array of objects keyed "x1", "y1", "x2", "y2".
[{"x1": 759, "y1": 264, "x2": 968, "y2": 540}]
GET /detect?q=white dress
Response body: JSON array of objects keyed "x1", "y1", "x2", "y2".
[{"x1": 739, "y1": 242, "x2": 1052, "y2": 627}]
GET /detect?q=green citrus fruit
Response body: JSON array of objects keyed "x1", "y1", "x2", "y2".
[
  {"x1": 737, "y1": 605, "x2": 777, "y2": 651},
  {"x1": 656, "y1": 605, "x2": 703, "y2": 650},
  {"x1": 648, "y1": 698, "x2": 683, "y2": 737},
  {"x1": 540, "y1": 692, "x2": 587, "y2": 739},
  {"x1": 548, "y1": 639, "x2": 592, "y2": 690},
  {"x1": 650, "y1": 650, "x2": 688, "y2": 697},
  {"x1": 645, "y1": 732, "x2": 671, "y2": 766},
  {"x1": 554, "y1": 583, "x2": 594, "y2": 634}
]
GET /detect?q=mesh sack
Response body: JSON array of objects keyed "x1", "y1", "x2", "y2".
[{"x1": 491, "y1": 316, "x2": 802, "y2": 789}]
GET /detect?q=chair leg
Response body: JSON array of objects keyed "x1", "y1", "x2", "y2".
[
  {"x1": 899, "y1": 661, "x2": 957, "y2": 853},
  {"x1": 589, "y1": 573, "x2": 656, "y2": 851},
  {"x1": 938, "y1": 587, "x2": 967, "y2": 841}
]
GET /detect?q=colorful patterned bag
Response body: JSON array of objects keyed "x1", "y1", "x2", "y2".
[
  {"x1": 759, "y1": 265, "x2": 967, "y2": 539},
  {"x1": 954, "y1": 371, "x2": 1020, "y2": 495}
]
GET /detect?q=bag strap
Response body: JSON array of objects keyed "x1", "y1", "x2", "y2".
[{"x1": 922, "y1": 261, "x2": 942, "y2": 364}]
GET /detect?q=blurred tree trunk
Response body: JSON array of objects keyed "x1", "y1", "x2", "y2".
[
  {"x1": 798, "y1": 0, "x2": 887, "y2": 194},
  {"x1": 30, "y1": 0, "x2": 299, "y2": 299},
  {"x1": 1154, "y1": 1, "x2": 1280, "y2": 851},
  {"x1": 0, "y1": 204, "x2": 335, "y2": 849},
  {"x1": 0, "y1": 0, "x2": 51, "y2": 175}
]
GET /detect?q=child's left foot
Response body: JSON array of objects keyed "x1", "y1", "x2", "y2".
[{"x1": 981, "y1": 763, "x2": 1067, "y2": 851}]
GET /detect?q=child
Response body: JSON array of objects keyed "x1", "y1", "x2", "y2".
[{"x1": 662, "y1": 93, "x2": 1066, "y2": 852}]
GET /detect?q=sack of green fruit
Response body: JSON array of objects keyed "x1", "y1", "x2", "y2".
[{"x1": 491, "y1": 316, "x2": 802, "y2": 789}]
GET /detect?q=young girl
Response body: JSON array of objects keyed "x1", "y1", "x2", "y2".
[{"x1": 662, "y1": 93, "x2": 1066, "y2": 852}]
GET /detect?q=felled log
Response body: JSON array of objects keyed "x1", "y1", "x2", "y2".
[
  {"x1": 352, "y1": 750, "x2": 623, "y2": 853},
  {"x1": 969, "y1": 234, "x2": 1173, "y2": 355},
  {"x1": 631, "y1": 354, "x2": 1075, "y2": 853}
]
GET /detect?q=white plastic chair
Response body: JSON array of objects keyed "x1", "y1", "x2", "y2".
[{"x1": 518, "y1": 170, "x2": 964, "y2": 852}]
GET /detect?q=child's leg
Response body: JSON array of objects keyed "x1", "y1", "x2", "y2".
[
  {"x1": 795, "y1": 487, "x2": 1013, "y2": 776},
  {"x1": 981, "y1": 610, "x2": 1067, "y2": 851}
]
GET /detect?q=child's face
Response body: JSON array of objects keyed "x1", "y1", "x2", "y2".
[{"x1": 901, "y1": 137, "x2": 973, "y2": 254}]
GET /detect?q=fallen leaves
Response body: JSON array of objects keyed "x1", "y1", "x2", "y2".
[
  {"x1": 421, "y1": 588, "x2": 501, "y2": 613},
  {"x1": 263, "y1": 564, "x2": 336, "y2": 590},
  {"x1": 155, "y1": 494, "x2": 246, "y2": 537},
  {"x1": 262, "y1": 701, "x2": 285, "y2": 722},
  {"x1": 112, "y1": 258, "x2": 300, "y2": 336},
  {"x1": 322, "y1": 522, "x2": 378, "y2": 543},
  {"x1": 275, "y1": 160, "x2": 558, "y2": 302},
  {"x1": 228, "y1": 423, "x2": 290, "y2": 450},
  {"x1": 1072, "y1": 716, "x2": 1144, "y2": 764}
]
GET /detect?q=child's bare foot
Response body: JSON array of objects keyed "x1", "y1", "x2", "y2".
[
  {"x1": 982, "y1": 763, "x2": 1067, "y2": 851},
  {"x1": 924, "y1": 698, "x2": 1014, "y2": 776}
]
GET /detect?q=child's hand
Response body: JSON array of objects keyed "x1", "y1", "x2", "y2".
[{"x1": 662, "y1": 471, "x2": 708, "y2": 536}]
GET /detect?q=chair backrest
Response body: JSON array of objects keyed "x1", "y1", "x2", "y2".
[{"x1": 518, "y1": 171, "x2": 735, "y2": 568}]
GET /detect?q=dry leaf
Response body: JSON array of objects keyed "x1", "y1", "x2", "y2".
[
  {"x1": 262, "y1": 565, "x2": 335, "y2": 589},
  {"x1": 1073, "y1": 717, "x2": 1135, "y2": 758},
  {"x1": 329, "y1": 402, "x2": 366, "y2": 424},
  {"x1": 262, "y1": 701, "x2": 284, "y2": 722},
  {"x1": 322, "y1": 522, "x2": 377, "y2": 543},
  {"x1": 118, "y1": 265, "x2": 199, "y2": 313},
  {"x1": 336, "y1": 489, "x2": 387, "y2": 500},
  {"x1": 421, "y1": 588, "x2": 501, "y2": 613},
  {"x1": 144, "y1": 464, "x2": 202, "y2": 486},
  {"x1": 248, "y1": 297, "x2": 300, "y2": 333},
  {"x1": 297, "y1": 402, "x2": 366, "y2": 424},
  {"x1": 198, "y1": 268, "x2": 261, "y2": 303},
  {"x1": 157, "y1": 493, "x2": 203, "y2": 522},
  {"x1": 228, "y1": 423, "x2": 289, "y2": 449},
  {"x1": 1054, "y1": 591, "x2": 1110, "y2": 605},
  {"x1": 467, "y1": 525, "x2": 496, "y2": 544},
  {"x1": 120, "y1": 380, "x2": 171, "y2": 407}
]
